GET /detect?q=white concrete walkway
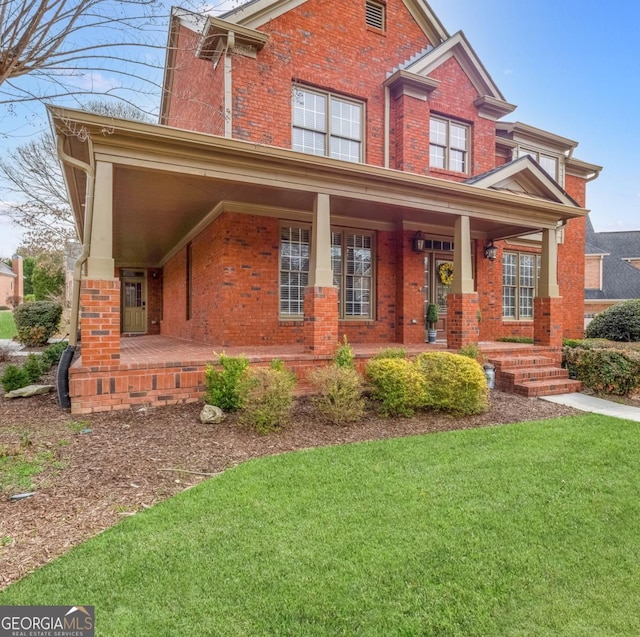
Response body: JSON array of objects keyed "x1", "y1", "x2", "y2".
[{"x1": 542, "y1": 393, "x2": 640, "y2": 423}]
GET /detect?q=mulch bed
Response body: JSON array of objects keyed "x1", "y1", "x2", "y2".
[{"x1": 0, "y1": 356, "x2": 579, "y2": 590}]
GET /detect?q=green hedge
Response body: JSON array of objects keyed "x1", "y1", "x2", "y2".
[
  {"x1": 366, "y1": 352, "x2": 489, "y2": 417},
  {"x1": 12, "y1": 301, "x2": 62, "y2": 346},
  {"x1": 563, "y1": 344, "x2": 640, "y2": 396},
  {"x1": 585, "y1": 299, "x2": 640, "y2": 342}
]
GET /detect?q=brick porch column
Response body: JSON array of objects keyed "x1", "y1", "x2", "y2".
[
  {"x1": 303, "y1": 286, "x2": 339, "y2": 354},
  {"x1": 533, "y1": 297, "x2": 563, "y2": 349},
  {"x1": 304, "y1": 193, "x2": 338, "y2": 355},
  {"x1": 80, "y1": 279, "x2": 121, "y2": 367},
  {"x1": 447, "y1": 215, "x2": 478, "y2": 349},
  {"x1": 535, "y1": 228, "x2": 563, "y2": 348},
  {"x1": 81, "y1": 161, "x2": 120, "y2": 368},
  {"x1": 447, "y1": 292, "x2": 480, "y2": 350}
]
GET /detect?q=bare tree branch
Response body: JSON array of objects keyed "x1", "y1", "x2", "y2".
[{"x1": 0, "y1": 0, "x2": 169, "y2": 110}]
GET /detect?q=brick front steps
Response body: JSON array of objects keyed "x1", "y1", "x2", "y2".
[{"x1": 488, "y1": 354, "x2": 581, "y2": 397}]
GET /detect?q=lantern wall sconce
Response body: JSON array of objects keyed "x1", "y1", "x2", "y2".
[
  {"x1": 412, "y1": 231, "x2": 427, "y2": 253},
  {"x1": 484, "y1": 240, "x2": 498, "y2": 261}
]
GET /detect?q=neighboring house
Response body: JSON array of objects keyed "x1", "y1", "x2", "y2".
[
  {"x1": 0, "y1": 257, "x2": 23, "y2": 307},
  {"x1": 585, "y1": 217, "x2": 640, "y2": 323},
  {"x1": 50, "y1": 0, "x2": 601, "y2": 413}
]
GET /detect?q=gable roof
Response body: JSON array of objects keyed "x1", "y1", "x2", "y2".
[
  {"x1": 0, "y1": 262, "x2": 16, "y2": 278},
  {"x1": 221, "y1": 0, "x2": 449, "y2": 44},
  {"x1": 466, "y1": 155, "x2": 579, "y2": 207}
]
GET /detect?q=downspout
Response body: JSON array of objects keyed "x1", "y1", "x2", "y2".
[
  {"x1": 383, "y1": 85, "x2": 390, "y2": 168},
  {"x1": 224, "y1": 31, "x2": 235, "y2": 138},
  {"x1": 55, "y1": 134, "x2": 96, "y2": 409}
]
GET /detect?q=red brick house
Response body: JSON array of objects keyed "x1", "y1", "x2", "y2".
[{"x1": 51, "y1": 0, "x2": 601, "y2": 413}]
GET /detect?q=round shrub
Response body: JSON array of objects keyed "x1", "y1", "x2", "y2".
[
  {"x1": 416, "y1": 351, "x2": 488, "y2": 415},
  {"x1": 1, "y1": 364, "x2": 29, "y2": 393},
  {"x1": 585, "y1": 299, "x2": 640, "y2": 342},
  {"x1": 12, "y1": 300, "x2": 62, "y2": 346},
  {"x1": 365, "y1": 358, "x2": 427, "y2": 417},
  {"x1": 238, "y1": 363, "x2": 296, "y2": 433},
  {"x1": 308, "y1": 364, "x2": 365, "y2": 425}
]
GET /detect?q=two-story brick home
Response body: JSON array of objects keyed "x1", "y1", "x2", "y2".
[{"x1": 51, "y1": 0, "x2": 601, "y2": 412}]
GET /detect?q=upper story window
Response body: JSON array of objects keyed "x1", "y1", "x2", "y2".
[
  {"x1": 365, "y1": 1, "x2": 385, "y2": 30},
  {"x1": 517, "y1": 147, "x2": 559, "y2": 182},
  {"x1": 292, "y1": 87, "x2": 364, "y2": 163},
  {"x1": 429, "y1": 116, "x2": 469, "y2": 173}
]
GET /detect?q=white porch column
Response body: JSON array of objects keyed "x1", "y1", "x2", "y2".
[
  {"x1": 452, "y1": 215, "x2": 474, "y2": 293},
  {"x1": 86, "y1": 161, "x2": 115, "y2": 279},
  {"x1": 309, "y1": 193, "x2": 334, "y2": 287},
  {"x1": 538, "y1": 227, "x2": 560, "y2": 297}
]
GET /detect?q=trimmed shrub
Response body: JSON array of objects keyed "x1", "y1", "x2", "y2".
[
  {"x1": 585, "y1": 299, "x2": 640, "y2": 342},
  {"x1": 238, "y1": 362, "x2": 296, "y2": 433},
  {"x1": 1, "y1": 364, "x2": 29, "y2": 393},
  {"x1": 41, "y1": 341, "x2": 68, "y2": 369},
  {"x1": 372, "y1": 347, "x2": 407, "y2": 360},
  {"x1": 13, "y1": 301, "x2": 62, "y2": 346},
  {"x1": 16, "y1": 326, "x2": 48, "y2": 348},
  {"x1": 23, "y1": 354, "x2": 44, "y2": 384},
  {"x1": 496, "y1": 336, "x2": 534, "y2": 344},
  {"x1": 308, "y1": 365, "x2": 365, "y2": 425},
  {"x1": 563, "y1": 345, "x2": 640, "y2": 396},
  {"x1": 416, "y1": 352, "x2": 489, "y2": 415},
  {"x1": 334, "y1": 335, "x2": 355, "y2": 369},
  {"x1": 365, "y1": 358, "x2": 427, "y2": 417},
  {"x1": 204, "y1": 353, "x2": 249, "y2": 411}
]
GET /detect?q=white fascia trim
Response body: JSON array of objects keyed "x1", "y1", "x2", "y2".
[{"x1": 404, "y1": 31, "x2": 507, "y2": 102}]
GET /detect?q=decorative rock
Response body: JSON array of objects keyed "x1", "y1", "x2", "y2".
[
  {"x1": 199, "y1": 404, "x2": 226, "y2": 424},
  {"x1": 5, "y1": 384, "x2": 54, "y2": 399}
]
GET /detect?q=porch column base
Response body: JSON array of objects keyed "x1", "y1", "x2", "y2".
[
  {"x1": 534, "y1": 297, "x2": 563, "y2": 348},
  {"x1": 446, "y1": 292, "x2": 479, "y2": 350},
  {"x1": 80, "y1": 278, "x2": 121, "y2": 368},
  {"x1": 303, "y1": 286, "x2": 339, "y2": 355}
]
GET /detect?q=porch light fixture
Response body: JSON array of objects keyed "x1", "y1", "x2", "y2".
[
  {"x1": 412, "y1": 231, "x2": 427, "y2": 253},
  {"x1": 484, "y1": 240, "x2": 498, "y2": 261}
]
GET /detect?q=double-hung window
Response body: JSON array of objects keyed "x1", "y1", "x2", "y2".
[
  {"x1": 502, "y1": 252, "x2": 540, "y2": 319},
  {"x1": 292, "y1": 86, "x2": 363, "y2": 163},
  {"x1": 429, "y1": 116, "x2": 469, "y2": 173},
  {"x1": 517, "y1": 147, "x2": 559, "y2": 181},
  {"x1": 280, "y1": 225, "x2": 374, "y2": 319}
]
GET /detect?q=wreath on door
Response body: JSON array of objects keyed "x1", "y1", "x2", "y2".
[{"x1": 438, "y1": 262, "x2": 454, "y2": 286}]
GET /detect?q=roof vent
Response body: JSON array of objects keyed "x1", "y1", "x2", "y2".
[{"x1": 366, "y1": 1, "x2": 385, "y2": 31}]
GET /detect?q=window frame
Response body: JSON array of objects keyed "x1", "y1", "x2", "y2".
[
  {"x1": 517, "y1": 146, "x2": 560, "y2": 182},
  {"x1": 429, "y1": 115, "x2": 470, "y2": 174},
  {"x1": 279, "y1": 224, "x2": 375, "y2": 320},
  {"x1": 292, "y1": 85, "x2": 365, "y2": 163},
  {"x1": 502, "y1": 251, "x2": 541, "y2": 321}
]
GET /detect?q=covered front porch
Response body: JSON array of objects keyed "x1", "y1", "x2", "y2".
[
  {"x1": 51, "y1": 107, "x2": 586, "y2": 413},
  {"x1": 68, "y1": 335, "x2": 577, "y2": 414}
]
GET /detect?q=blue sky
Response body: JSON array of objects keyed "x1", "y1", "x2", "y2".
[{"x1": 1, "y1": 0, "x2": 637, "y2": 257}]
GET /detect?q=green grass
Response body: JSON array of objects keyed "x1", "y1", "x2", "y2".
[
  {"x1": 0, "y1": 310, "x2": 17, "y2": 339},
  {"x1": 0, "y1": 445, "x2": 55, "y2": 494},
  {"x1": 2, "y1": 414, "x2": 640, "y2": 635}
]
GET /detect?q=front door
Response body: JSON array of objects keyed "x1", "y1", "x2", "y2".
[
  {"x1": 122, "y1": 273, "x2": 146, "y2": 333},
  {"x1": 424, "y1": 253, "x2": 453, "y2": 340}
]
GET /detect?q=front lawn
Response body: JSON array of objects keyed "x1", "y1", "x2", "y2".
[
  {"x1": 1, "y1": 414, "x2": 639, "y2": 635},
  {"x1": 0, "y1": 310, "x2": 16, "y2": 339}
]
